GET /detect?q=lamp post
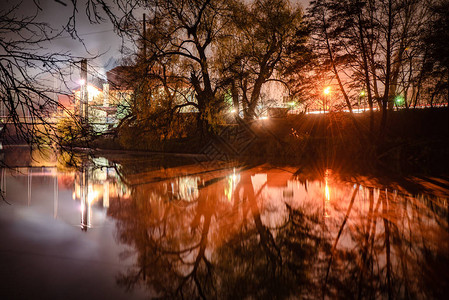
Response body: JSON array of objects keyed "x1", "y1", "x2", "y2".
[{"x1": 80, "y1": 59, "x2": 88, "y2": 124}]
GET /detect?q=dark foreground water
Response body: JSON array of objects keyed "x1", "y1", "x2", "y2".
[{"x1": 1, "y1": 147, "x2": 448, "y2": 299}]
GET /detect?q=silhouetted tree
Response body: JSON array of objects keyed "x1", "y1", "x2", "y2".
[
  {"x1": 423, "y1": 0, "x2": 449, "y2": 105},
  {"x1": 220, "y1": 0, "x2": 307, "y2": 120},
  {"x1": 307, "y1": 0, "x2": 431, "y2": 136},
  {"x1": 0, "y1": 0, "x2": 131, "y2": 149}
]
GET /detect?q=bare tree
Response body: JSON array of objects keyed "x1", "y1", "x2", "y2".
[
  {"x1": 0, "y1": 0, "x2": 132, "y2": 151},
  {"x1": 306, "y1": 0, "x2": 431, "y2": 137}
]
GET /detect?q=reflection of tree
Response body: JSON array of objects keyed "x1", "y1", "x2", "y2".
[
  {"x1": 108, "y1": 166, "x2": 222, "y2": 298},
  {"x1": 108, "y1": 163, "x2": 449, "y2": 299},
  {"x1": 109, "y1": 167, "x2": 323, "y2": 299},
  {"x1": 324, "y1": 184, "x2": 449, "y2": 299},
  {"x1": 215, "y1": 172, "x2": 322, "y2": 299}
]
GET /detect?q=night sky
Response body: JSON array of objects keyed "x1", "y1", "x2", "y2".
[{"x1": 4, "y1": 0, "x2": 310, "y2": 89}]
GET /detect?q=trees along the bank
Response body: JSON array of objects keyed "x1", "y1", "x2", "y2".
[
  {"x1": 306, "y1": 0, "x2": 432, "y2": 137},
  {"x1": 126, "y1": 0, "x2": 309, "y2": 138}
]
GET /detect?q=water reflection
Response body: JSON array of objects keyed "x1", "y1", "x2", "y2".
[
  {"x1": 74, "y1": 158, "x2": 130, "y2": 231},
  {"x1": 106, "y1": 161, "x2": 449, "y2": 299},
  {"x1": 1, "y1": 148, "x2": 448, "y2": 299},
  {"x1": 0, "y1": 148, "x2": 147, "y2": 300}
]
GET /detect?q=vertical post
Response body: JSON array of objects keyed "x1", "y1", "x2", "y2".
[
  {"x1": 80, "y1": 167, "x2": 86, "y2": 230},
  {"x1": 80, "y1": 165, "x2": 90, "y2": 231},
  {"x1": 84, "y1": 166, "x2": 89, "y2": 229},
  {"x1": 80, "y1": 59, "x2": 88, "y2": 124},
  {"x1": 143, "y1": 13, "x2": 146, "y2": 59}
]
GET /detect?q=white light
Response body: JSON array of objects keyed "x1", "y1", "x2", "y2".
[
  {"x1": 87, "y1": 85, "x2": 100, "y2": 97},
  {"x1": 79, "y1": 79, "x2": 85, "y2": 85}
]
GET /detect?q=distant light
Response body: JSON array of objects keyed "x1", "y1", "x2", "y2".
[
  {"x1": 395, "y1": 95, "x2": 404, "y2": 105},
  {"x1": 230, "y1": 108, "x2": 236, "y2": 113},
  {"x1": 259, "y1": 116, "x2": 269, "y2": 120},
  {"x1": 79, "y1": 79, "x2": 85, "y2": 85},
  {"x1": 324, "y1": 87, "x2": 331, "y2": 95},
  {"x1": 288, "y1": 101, "x2": 296, "y2": 107},
  {"x1": 360, "y1": 90, "x2": 366, "y2": 96}
]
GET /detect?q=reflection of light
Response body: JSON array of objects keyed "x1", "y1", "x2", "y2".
[
  {"x1": 88, "y1": 187, "x2": 98, "y2": 204},
  {"x1": 324, "y1": 169, "x2": 331, "y2": 218},
  {"x1": 225, "y1": 168, "x2": 240, "y2": 202},
  {"x1": 325, "y1": 179, "x2": 330, "y2": 202},
  {"x1": 175, "y1": 176, "x2": 199, "y2": 201}
]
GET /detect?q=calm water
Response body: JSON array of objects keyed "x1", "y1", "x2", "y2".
[{"x1": 1, "y1": 147, "x2": 448, "y2": 299}]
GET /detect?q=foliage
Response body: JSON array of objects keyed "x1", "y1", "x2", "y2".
[{"x1": 219, "y1": 0, "x2": 308, "y2": 119}]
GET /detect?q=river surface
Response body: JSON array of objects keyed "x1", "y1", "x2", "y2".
[{"x1": 1, "y1": 146, "x2": 448, "y2": 299}]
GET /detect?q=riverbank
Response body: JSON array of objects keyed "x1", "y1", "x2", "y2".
[
  {"x1": 87, "y1": 108, "x2": 448, "y2": 173},
  {"x1": 2, "y1": 108, "x2": 448, "y2": 174}
]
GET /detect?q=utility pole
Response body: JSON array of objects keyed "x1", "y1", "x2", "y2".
[
  {"x1": 80, "y1": 59, "x2": 88, "y2": 124},
  {"x1": 143, "y1": 13, "x2": 146, "y2": 59}
]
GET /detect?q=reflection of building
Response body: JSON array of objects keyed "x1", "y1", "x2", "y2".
[{"x1": 73, "y1": 158, "x2": 130, "y2": 231}]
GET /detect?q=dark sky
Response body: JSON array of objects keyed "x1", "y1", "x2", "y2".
[
  {"x1": 24, "y1": 0, "x2": 310, "y2": 66},
  {"x1": 34, "y1": 0, "x2": 124, "y2": 68},
  {"x1": 5, "y1": 0, "x2": 310, "y2": 84}
]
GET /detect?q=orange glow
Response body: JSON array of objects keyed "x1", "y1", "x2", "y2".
[{"x1": 324, "y1": 86, "x2": 330, "y2": 95}]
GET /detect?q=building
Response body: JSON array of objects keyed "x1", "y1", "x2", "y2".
[{"x1": 57, "y1": 66, "x2": 133, "y2": 133}]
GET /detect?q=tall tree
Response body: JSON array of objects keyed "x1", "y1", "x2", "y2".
[
  {"x1": 424, "y1": 0, "x2": 449, "y2": 105},
  {"x1": 220, "y1": 0, "x2": 306, "y2": 120},
  {"x1": 130, "y1": 0, "x2": 235, "y2": 135}
]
